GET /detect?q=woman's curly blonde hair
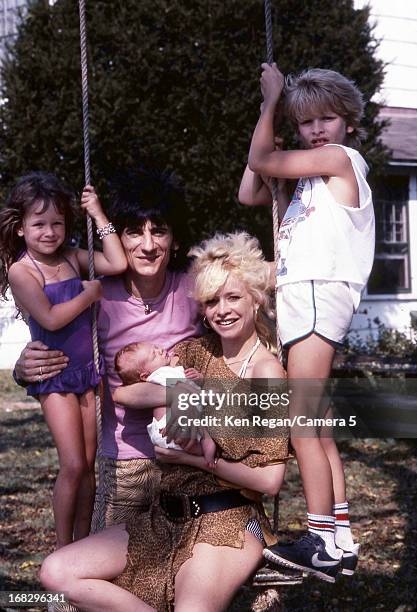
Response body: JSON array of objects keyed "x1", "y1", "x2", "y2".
[{"x1": 188, "y1": 232, "x2": 275, "y2": 347}]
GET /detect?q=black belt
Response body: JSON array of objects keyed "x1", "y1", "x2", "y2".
[{"x1": 159, "y1": 489, "x2": 251, "y2": 522}]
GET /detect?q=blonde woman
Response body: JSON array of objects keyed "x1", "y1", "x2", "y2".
[{"x1": 40, "y1": 232, "x2": 289, "y2": 612}]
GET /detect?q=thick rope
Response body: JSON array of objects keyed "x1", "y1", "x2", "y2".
[
  {"x1": 79, "y1": 0, "x2": 105, "y2": 533},
  {"x1": 264, "y1": 0, "x2": 283, "y2": 371},
  {"x1": 264, "y1": 0, "x2": 282, "y2": 536}
]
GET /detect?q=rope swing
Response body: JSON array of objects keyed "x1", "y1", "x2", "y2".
[
  {"x1": 74, "y1": 5, "x2": 301, "y2": 608},
  {"x1": 250, "y1": 5, "x2": 305, "y2": 604},
  {"x1": 78, "y1": 0, "x2": 105, "y2": 534},
  {"x1": 264, "y1": 0, "x2": 283, "y2": 368},
  {"x1": 263, "y1": 0, "x2": 282, "y2": 536}
]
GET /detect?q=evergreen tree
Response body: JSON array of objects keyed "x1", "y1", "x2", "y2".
[{"x1": 0, "y1": 0, "x2": 386, "y2": 253}]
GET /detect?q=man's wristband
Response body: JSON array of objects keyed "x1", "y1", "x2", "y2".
[{"x1": 96, "y1": 222, "x2": 116, "y2": 240}]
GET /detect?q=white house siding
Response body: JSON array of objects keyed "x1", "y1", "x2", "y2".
[
  {"x1": 0, "y1": 292, "x2": 30, "y2": 369},
  {"x1": 0, "y1": 1, "x2": 36, "y2": 368},
  {"x1": 349, "y1": 0, "x2": 417, "y2": 341},
  {"x1": 354, "y1": 0, "x2": 417, "y2": 109},
  {"x1": 351, "y1": 173, "x2": 417, "y2": 341},
  {"x1": 0, "y1": 0, "x2": 27, "y2": 65}
]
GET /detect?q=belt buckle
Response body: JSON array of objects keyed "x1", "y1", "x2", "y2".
[
  {"x1": 180, "y1": 493, "x2": 192, "y2": 521},
  {"x1": 160, "y1": 492, "x2": 190, "y2": 522},
  {"x1": 189, "y1": 496, "x2": 201, "y2": 518}
]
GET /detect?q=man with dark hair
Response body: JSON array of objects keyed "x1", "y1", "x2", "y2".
[{"x1": 15, "y1": 167, "x2": 202, "y2": 525}]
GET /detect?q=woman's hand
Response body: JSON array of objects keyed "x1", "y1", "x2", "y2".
[
  {"x1": 184, "y1": 367, "x2": 202, "y2": 382},
  {"x1": 81, "y1": 185, "x2": 108, "y2": 227},
  {"x1": 260, "y1": 63, "x2": 285, "y2": 109},
  {"x1": 15, "y1": 341, "x2": 69, "y2": 383}
]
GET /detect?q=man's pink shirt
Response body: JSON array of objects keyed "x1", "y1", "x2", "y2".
[{"x1": 97, "y1": 272, "x2": 203, "y2": 459}]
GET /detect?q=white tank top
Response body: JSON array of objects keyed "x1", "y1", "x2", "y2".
[{"x1": 276, "y1": 144, "x2": 375, "y2": 310}]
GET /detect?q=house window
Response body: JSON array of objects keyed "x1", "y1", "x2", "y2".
[{"x1": 367, "y1": 176, "x2": 410, "y2": 294}]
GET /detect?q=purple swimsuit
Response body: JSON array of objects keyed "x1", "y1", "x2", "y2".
[{"x1": 26, "y1": 255, "x2": 102, "y2": 397}]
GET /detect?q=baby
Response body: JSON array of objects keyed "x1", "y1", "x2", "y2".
[{"x1": 115, "y1": 341, "x2": 216, "y2": 466}]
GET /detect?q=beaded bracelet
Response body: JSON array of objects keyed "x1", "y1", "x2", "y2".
[{"x1": 96, "y1": 222, "x2": 116, "y2": 240}]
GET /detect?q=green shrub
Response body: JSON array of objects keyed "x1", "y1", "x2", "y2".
[{"x1": 344, "y1": 318, "x2": 417, "y2": 361}]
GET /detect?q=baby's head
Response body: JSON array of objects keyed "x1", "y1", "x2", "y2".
[
  {"x1": 115, "y1": 341, "x2": 171, "y2": 385},
  {"x1": 284, "y1": 68, "x2": 365, "y2": 148}
]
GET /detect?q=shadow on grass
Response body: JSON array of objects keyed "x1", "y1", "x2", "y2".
[
  {"x1": 0, "y1": 574, "x2": 42, "y2": 591},
  {"x1": 0, "y1": 411, "x2": 54, "y2": 452},
  {"x1": 281, "y1": 568, "x2": 411, "y2": 611},
  {"x1": 260, "y1": 440, "x2": 417, "y2": 610},
  {"x1": 343, "y1": 442, "x2": 416, "y2": 576},
  {"x1": 229, "y1": 566, "x2": 413, "y2": 611},
  {"x1": 0, "y1": 483, "x2": 33, "y2": 495}
]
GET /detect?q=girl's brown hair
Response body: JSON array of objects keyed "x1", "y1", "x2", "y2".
[{"x1": 0, "y1": 172, "x2": 75, "y2": 299}]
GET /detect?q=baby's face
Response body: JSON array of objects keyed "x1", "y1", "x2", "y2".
[{"x1": 136, "y1": 342, "x2": 171, "y2": 374}]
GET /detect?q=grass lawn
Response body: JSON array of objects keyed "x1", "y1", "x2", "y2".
[{"x1": 0, "y1": 369, "x2": 416, "y2": 611}]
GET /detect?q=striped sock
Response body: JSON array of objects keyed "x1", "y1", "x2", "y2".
[
  {"x1": 307, "y1": 513, "x2": 338, "y2": 558},
  {"x1": 334, "y1": 501, "x2": 355, "y2": 551}
]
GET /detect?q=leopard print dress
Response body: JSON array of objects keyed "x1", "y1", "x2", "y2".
[{"x1": 113, "y1": 334, "x2": 289, "y2": 610}]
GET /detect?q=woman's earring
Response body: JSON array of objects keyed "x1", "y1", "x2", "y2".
[{"x1": 203, "y1": 316, "x2": 211, "y2": 329}]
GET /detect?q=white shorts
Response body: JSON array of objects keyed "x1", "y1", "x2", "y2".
[{"x1": 277, "y1": 280, "x2": 354, "y2": 348}]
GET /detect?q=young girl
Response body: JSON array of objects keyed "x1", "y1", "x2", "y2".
[
  {"x1": 239, "y1": 65, "x2": 375, "y2": 581},
  {"x1": 0, "y1": 171, "x2": 127, "y2": 548}
]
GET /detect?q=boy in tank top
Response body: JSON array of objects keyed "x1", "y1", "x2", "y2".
[{"x1": 239, "y1": 65, "x2": 375, "y2": 581}]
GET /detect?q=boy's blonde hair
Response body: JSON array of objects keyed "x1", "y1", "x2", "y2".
[
  {"x1": 189, "y1": 232, "x2": 275, "y2": 346},
  {"x1": 284, "y1": 68, "x2": 366, "y2": 147}
]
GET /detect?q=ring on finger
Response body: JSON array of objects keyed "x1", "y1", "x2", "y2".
[{"x1": 39, "y1": 366, "x2": 43, "y2": 377}]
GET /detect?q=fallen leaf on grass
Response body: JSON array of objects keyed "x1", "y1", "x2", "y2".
[
  {"x1": 19, "y1": 560, "x2": 35, "y2": 569},
  {"x1": 287, "y1": 522, "x2": 303, "y2": 530}
]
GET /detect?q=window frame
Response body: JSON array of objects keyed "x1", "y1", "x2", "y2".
[{"x1": 367, "y1": 194, "x2": 411, "y2": 296}]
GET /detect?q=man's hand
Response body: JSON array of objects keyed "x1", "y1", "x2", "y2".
[
  {"x1": 154, "y1": 446, "x2": 189, "y2": 465},
  {"x1": 15, "y1": 341, "x2": 68, "y2": 383}
]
